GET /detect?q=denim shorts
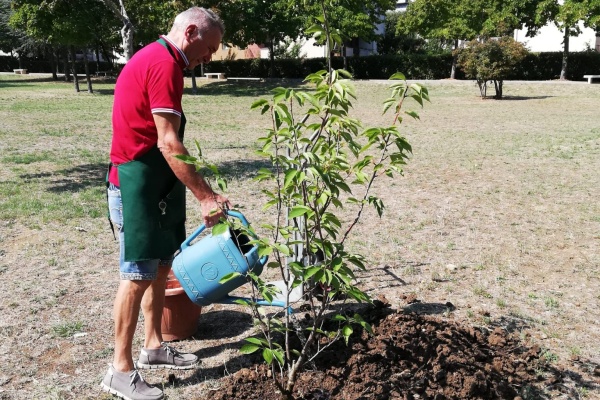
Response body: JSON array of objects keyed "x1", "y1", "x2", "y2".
[{"x1": 107, "y1": 184, "x2": 172, "y2": 280}]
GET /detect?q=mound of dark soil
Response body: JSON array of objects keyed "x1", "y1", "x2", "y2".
[{"x1": 211, "y1": 304, "x2": 550, "y2": 400}]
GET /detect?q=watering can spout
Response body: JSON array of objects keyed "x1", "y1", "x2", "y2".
[{"x1": 219, "y1": 295, "x2": 293, "y2": 314}]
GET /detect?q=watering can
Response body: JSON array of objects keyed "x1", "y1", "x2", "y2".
[{"x1": 172, "y1": 210, "x2": 287, "y2": 308}]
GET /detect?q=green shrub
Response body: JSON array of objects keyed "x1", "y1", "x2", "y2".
[{"x1": 457, "y1": 37, "x2": 529, "y2": 99}]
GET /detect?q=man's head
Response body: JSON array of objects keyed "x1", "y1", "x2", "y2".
[{"x1": 169, "y1": 7, "x2": 224, "y2": 69}]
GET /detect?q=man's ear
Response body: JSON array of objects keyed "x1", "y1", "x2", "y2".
[{"x1": 185, "y1": 25, "x2": 198, "y2": 40}]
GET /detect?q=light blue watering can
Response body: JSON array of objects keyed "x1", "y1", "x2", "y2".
[{"x1": 172, "y1": 210, "x2": 287, "y2": 308}]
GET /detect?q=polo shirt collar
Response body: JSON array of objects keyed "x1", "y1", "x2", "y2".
[{"x1": 159, "y1": 35, "x2": 189, "y2": 69}]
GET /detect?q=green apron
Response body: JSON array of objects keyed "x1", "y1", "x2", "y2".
[{"x1": 113, "y1": 38, "x2": 187, "y2": 261}]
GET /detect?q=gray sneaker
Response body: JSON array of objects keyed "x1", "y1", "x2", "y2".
[
  {"x1": 101, "y1": 365, "x2": 163, "y2": 400},
  {"x1": 136, "y1": 342, "x2": 199, "y2": 370}
]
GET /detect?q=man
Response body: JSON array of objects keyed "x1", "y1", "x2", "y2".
[{"x1": 102, "y1": 7, "x2": 230, "y2": 400}]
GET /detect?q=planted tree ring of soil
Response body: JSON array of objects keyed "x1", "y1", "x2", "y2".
[{"x1": 211, "y1": 303, "x2": 553, "y2": 400}]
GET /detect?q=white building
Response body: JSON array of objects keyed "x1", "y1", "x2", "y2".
[
  {"x1": 396, "y1": 0, "x2": 599, "y2": 53},
  {"x1": 515, "y1": 22, "x2": 599, "y2": 52}
]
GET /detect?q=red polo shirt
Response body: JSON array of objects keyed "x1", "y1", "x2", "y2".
[{"x1": 109, "y1": 35, "x2": 189, "y2": 186}]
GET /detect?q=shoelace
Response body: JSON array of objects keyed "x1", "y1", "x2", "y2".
[
  {"x1": 161, "y1": 342, "x2": 181, "y2": 359},
  {"x1": 128, "y1": 370, "x2": 145, "y2": 386}
]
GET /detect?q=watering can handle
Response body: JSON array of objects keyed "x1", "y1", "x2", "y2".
[
  {"x1": 180, "y1": 210, "x2": 250, "y2": 250},
  {"x1": 225, "y1": 210, "x2": 268, "y2": 267}
]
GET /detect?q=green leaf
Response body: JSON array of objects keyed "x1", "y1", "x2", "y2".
[
  {"x1": 305, "y1": 266, "x2": 321, "y2": 280},
  {"x1": 342, "y1": 325, "x2": 353, "y2": 338},
  {"x1": 305, "y1": 24, "x2": 324, "y2": 35},
  {"x1": 338, "y1": 69, "x2": 353, "y2": 79},
  {"x1": 284, "y1": 169, "x2": 298, "y2": 189},
  {"x1": 174, "y1": 154, "x2": 197, "y2": 164},
  {"x1": 219, "y1": 272, "x2": 241, "y2": 284},
  {"x1": 245, "y1": 337, "x2": 266, "y2": 346},
  {"x1": 382, "y1": 100, "x2": 396, "y2": 115},
  {"x1": 288, "y1": 205, "x2": 311, "y2": 218},
  {"x1": 273, "y1": 349, "x2": 285, "y2": 366},
  {"x1": 257, "y1": 246, "x2": 273, "y2": 258},
  {"x1": 211, "y1": 222, "x2": 228, "y2": 236},
  {"x1": 273, "y1": 243, "x2": 291, "y2": 256},
  {"x1": 216, "y1": 177, "x2": 227, "y2": 191},
  {"x1": 262, "y1": 348, "x2": 274, "y2": 364},
  {"x1": 251, "y1": 99, "x2": 269, "y2": 110},
  {"x1": 410, "y1": 94, "x2": 424, "y2": 107},
  {"x1": 359, "y1": 321, "x2": 374, "y2": 335},
  {"x1": 389, "y1": 72, "x2": 406, "y2": 81},
  {"x1": 240, "y1": 344, "x2": 261, "y2": 354},
  {"x1": 405, "y1": 110, "x2": 420, "y2": 120}
]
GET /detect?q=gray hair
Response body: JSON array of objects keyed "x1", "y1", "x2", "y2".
[{"x1": 173, "y1": 7, "x2": 224, "y2": 36}]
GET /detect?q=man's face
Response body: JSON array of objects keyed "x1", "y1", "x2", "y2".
[{"x1": 186, "y1": 26, "x2": 221, "y2": 70}]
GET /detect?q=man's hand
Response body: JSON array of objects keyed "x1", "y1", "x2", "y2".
[{"x1": 200, "y1": 193, "x2": 231, "y2": 228}]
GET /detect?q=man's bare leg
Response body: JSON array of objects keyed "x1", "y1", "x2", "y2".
[
  {"x1": 112, "y1": 280, "x2": 152, "y2": 372},
  {"x1": 141, "y1": 265, "x2": 170, "y2": 349}
]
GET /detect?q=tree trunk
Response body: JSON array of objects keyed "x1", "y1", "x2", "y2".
[
  {"x1": 352, "y1": 37, "x2": 359, "y2": 57},
  {"x1": 121, "y1": 21, "x2": 134, "y2": 61},
  {"x1": 52, "y1": 48, "x2": 58, "y2": 80},
  {"x1": 63, "y1": 47, "x2": 71, "y2": 82},
  {"x1": 269, "y1": 40, "x2": 275, "y2": 77},
  {"x1": 100, "y1": 42, "x2": 114, "y2": 70},
  {"x1": 83, "y1": 49, "x2": 93, "y2": 93},
  {"x1": 95, "y1": 46, "x2": 101, "y2": 72},
  {"x1": 494, "y1": 79, "x2": 503, "y2": 99},
  {"x1": 450, "y1": 39, "x2": 459, "y2": 79},
  {"x1": 560, "y1": 28, "x2": 569, "y2": 80},
  {"x1": 342, "y1": 44, "x2": 347, "y2": 71},
  {"x1": 70, "y1": 46, "x2": 80, "y2": 93},
  {"x1": 101, "y1": 0, "x2": 134, "y2": 61}
]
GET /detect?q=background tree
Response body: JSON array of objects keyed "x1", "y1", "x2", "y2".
[
  {"x1": 397, "y1": 0, "x2": 485, "y2": 78},
  {"x1": 0, "y1": 0, "x2": 23, "y2": 58},
  {"x1": 551, "y1": 0, "x2": 600, "y2": 79},
  {"x1": 398, "y1": 0, "x2": 552, "y2": 78},
  {"x1": 11, "y1": 0, "x2": 119, "y2": 91},
  {"x1": 99, "y1": 0, "x2": 135, "y2": 61},
  {"x1": 456, "y1": 37, "x2": 528, "y2": 99},
  {"x1": 198, "y1": 0, "x2": 304, "y2": 76},
  {"x1": 272, "y1": 37, "x2": 306, "y2": 59},
  {"x1": 300, "y1": 0, "x2": 393, "y2": 70},
  {"x1": 377, "y1": 10, "x2": 452, "y2": 55}
]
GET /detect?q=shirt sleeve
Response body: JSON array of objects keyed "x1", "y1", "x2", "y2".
[{"x1": 147, "y1": 59, "x2": 184, "y2": 117}]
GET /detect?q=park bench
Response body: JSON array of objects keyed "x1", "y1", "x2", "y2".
[
  {"x1": 204, "y1": 72, "x2": 226, "y2": 79},
  {"x1": 13, "y1": 69, "x2": 28, "y2": 74},
  {"x1": 583, "y1": 75, "x2": 600, "y2": 84},
  {"x1": 95, "y1": 71, "x2": 114, "y2": 77},
  {"x1": 227, "y1": 77, "x2": 262, "y2": 82}
]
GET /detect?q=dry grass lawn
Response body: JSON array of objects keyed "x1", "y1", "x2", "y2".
[{"x1": 0, "y1": 73, "x2": 598, "y2": 399}]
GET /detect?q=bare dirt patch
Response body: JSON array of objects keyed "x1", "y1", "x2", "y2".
[{"x1": 202, "y1": 301, "x2": 599, "y2": 400}]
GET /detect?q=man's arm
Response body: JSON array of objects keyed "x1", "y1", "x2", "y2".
[{"x1": 154, "y1": 112, "x2": 230, "y2": 227}]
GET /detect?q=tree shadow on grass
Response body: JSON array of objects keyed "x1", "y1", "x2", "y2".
[
  {"x1": 184, "y1": 79, "x2": 308, "y2": 98},
  {"x1": 499, "y1": 95, "x2": 555, "y2": 101},
  {"x1": 19, "y1": 163, "x2": 106, "y2": 193},
  {"x1": 19, "y1": 159, "x2": 271, "y2": 193},
  {"x1": 211, "y1": 158, "x2": 273, "y2": 180},
  {"x1": 0, "y1": 77, "x2": 58, "y2": 86},
  {"x1": 94, "y1": 88, "x2": 115, "y2": 95}
]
